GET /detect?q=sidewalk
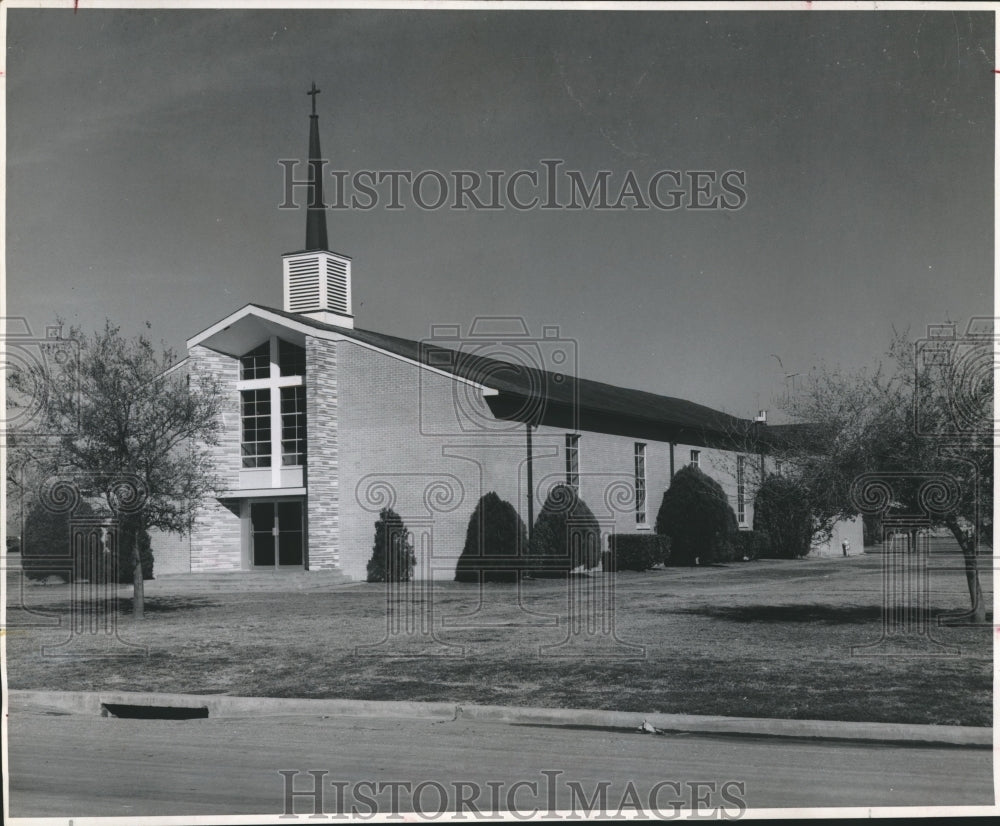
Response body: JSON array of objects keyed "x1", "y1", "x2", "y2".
[{"x1": 8, "y1": 689, "x2": 992, "y2": 748}]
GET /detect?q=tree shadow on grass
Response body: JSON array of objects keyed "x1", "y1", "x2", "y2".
[
  {"x1": 664, "y1": 604, "x2": 941, "y2": 624},
  {"x1": 34, "y1": 596, "x2": 223, "y2": 615},
  {"x1": 117, "y1": 596, "x2": 223, "y2": 614}
]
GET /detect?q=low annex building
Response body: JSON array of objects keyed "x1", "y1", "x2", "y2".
[{"x1": 152, "y1": 94, "x2": 860, "y2": 579}]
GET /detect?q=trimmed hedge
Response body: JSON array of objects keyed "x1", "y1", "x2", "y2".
[
  {"x1": 366, "y1": 508, "x2": 416, "y2": 582},
  {"x1": 603, "y1": 534, "x2": 671, "y2": 572},
  {"x1": 733, "y1": 529, "x2": 770, "y2": 561},
  {"x1": 527, "y1": 485, "x2": 602, "y2": 577},
  {"x1": 454, "y1": 492, "x2": 528, "y2": 583},
  {"x1": 753, "y1": 475, "x2": 813, "y2": 559},
  {"x1": 655, "y1": 465, "x2": 738, "y2": 565}
]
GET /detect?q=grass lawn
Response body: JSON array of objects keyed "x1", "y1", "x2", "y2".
[{"x1": 4, "y1": 550, "x2": 993, "y2": 727}]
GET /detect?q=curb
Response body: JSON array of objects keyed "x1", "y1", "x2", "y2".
[
  {"x1": 8, "y1": 690, "x2": 456, "y2": 722},
  {"x1": 8, "y1": 690, "x2": 992, "y2": 748}
]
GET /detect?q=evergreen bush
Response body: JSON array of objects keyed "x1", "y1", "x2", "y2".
[
  {"x1": 733, "y1": 529, "x2": 770, "y2": 561},
  {"x1": 21, "y1": 500, "x2": 87, "y2": 582},
  {"x1": 604, "y1": 534, "x2": 671, "y2": 571},
  {"x1": 527, "y1": 484, "x2": 602, "y2": 577},
  {"x1": 753, "y1": 475, "x2": 814, "y2": 559},
  {"x1": 454, "y1": 492, "x2": 528, "y2": 583},
  {"x1": 21, "y1": 501, "x2": 153, "y2": 583},
  {"x1": 654, "y1": 465, "x2": 738, "y2": 565},
  {"x1": 366, "y1": 508, "x2": 416, "y2": 582}
]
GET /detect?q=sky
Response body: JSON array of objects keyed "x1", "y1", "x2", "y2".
[{"x1": 3, "y1": 5, "x2": 995, "y2": 421}]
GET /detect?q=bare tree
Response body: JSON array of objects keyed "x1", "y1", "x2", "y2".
[
  {"x1": 10, "y1": 321, "x2": 223, "y2": 617},
  {"x1": 773, "y1": 330, "x2": 992, "y2": 622}
]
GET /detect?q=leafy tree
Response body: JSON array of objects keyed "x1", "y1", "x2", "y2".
[
  {"x1": 366, "y1": 508, "x2": 416, "y2": 582},
  {"x1": 775, "y1": 329, "x2": 992, "y2": 621},
  {"x1": 454, "y1": 492, "x2": 528, "y2": 583},
  {"x1": 655, "y1": 465, "x2": 738, "y2": 565},
  {"x1": 753, "y1": 475, "x2": 813, "y2": 559},
  {"x1": 527, "y1": 484, "x2": 601, "y2": 576},
  {"x1": 9, "y1": 321, "x2": 223, "y2": 617}
]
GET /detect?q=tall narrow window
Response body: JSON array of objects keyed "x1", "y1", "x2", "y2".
[
  {"x1": 634, "y1": 443, "x2": 647, "y2": 525},
  {"x1": 281, "y1": 386, "x2": 307, "y2": 466},
  {"x1": 690, "y1": 449, "x2": 700, "y2": 468},
  {"x1": 737, "y1": 455, "x2": 747, "y2": 525},
  {"x1": 565, "y1": 434, "x2": 580, "y2": 491},
  {"x1": 241, "y1": 389, "x2": 271, "y2": 468}
]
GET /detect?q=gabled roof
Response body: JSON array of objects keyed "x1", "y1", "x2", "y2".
[{"x1": 240, "y1": 304, "x2": 762, "y2": 450}]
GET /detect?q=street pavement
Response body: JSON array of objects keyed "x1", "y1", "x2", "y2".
[{"x1": 6, "y1": 707, "x2": 993, "y2": 819}]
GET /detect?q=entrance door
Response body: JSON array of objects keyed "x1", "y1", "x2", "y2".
[{"x1": 250, "y1": 501, "x2": 304, "y2": 568}]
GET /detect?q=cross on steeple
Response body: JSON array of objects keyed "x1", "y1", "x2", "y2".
[{"x1": 307, "y1": 82, "x2": 321, "y2": 116}]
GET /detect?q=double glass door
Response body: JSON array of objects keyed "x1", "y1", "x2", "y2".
[{"x1": 251, "y1": 501, "x2": 304, "y2": 568}]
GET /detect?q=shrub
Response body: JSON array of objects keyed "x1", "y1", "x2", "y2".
[
  {"x1": 21, "y1": 502, "x2": 154, "y2": 583},
  {"x1": 527, "y1": 485, "x2": 602, "y2": 577},
  {"x1": 366, "y1": 508, "x2": 416, "y2": 582},
  {"x1": 654, "y1": 465, "x2": 738, "y2": 565},
  {"x1": 22, "y1": 499, "x2": 95, "y2": 581},
  {"x1": 604, "y1": 534, "x2": 671, "y2": 572},
  {"x1": 733, "y1": 529, "x2": 770, "y2": 561},
  {"x1": 454, "y1": 492, "x2": 528, "y2": 583},
  {"x1": 753, "y1": 475, "x2": 813, "y2": 559}
]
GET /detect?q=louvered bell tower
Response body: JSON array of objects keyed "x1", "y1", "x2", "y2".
[{"x1": 282, "y1": 83, "x2": 354, "y2": 329}]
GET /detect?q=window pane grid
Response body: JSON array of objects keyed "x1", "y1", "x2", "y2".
[
  {"x1": 241, "y1": 388, "x2": 271, "y2": 468},
  {"x1": 634, "y1": 442, "x2": 647, "y2": 524},
  {"x1": 280, "y1": 386, "x2": 307, "y2": 466},
  {"x1": 240, "y1": 343, "x2": 270, "y2": 381},
  {"x1": 737, "y1": 455, "x2": 746, "y2": 524},
  {"x1": 565, "y1": 434, "x2": 580, "y2": 491}
]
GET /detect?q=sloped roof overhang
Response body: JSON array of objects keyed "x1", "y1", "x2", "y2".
[{"x1": 186, "y1": 304, "x2": 498, "y2": 396}]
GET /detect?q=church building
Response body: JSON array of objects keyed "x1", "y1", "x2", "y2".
[{"x1": 151, "y1": 93, "x2": 859, "y2": 579}]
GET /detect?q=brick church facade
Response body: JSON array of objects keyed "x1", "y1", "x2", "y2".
[{"x1": 151, "y1": 98, "x2": 861, "y2": 579}]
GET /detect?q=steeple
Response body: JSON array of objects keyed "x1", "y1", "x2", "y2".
[
  {"x1": 282, "y1": 83, "x2": 354, "y2": 329},
  {"x1": 305, "y1": 82, "x2": 329, "y2": 251}
]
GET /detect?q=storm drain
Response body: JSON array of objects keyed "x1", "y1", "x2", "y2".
[{"x1": 101, "y1": 702, "x2": 209, "y2": 720}]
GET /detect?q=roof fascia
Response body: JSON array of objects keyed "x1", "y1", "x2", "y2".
[{"x1": 186, "y1": 305, "x2": 497, "y2": 396}]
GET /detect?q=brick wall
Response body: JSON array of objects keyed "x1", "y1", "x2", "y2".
[
  {"x1": 305, "y1": 337, "x2": 340, "y2": 570},
  {"x1": 334, "y1": 342, "x2": 773, "y2": 580},
  {"x1": 337, "y1": 342, "x2": 484, "y2": 581},
  {"x1": 527, "y1": 426, "x2": 671, "y2": 539},
  {"x1": 187, "y1": 345, "x2": 242, "y2": 571},
  {"x1": 147, "y1": 527, "x2": 191, "y2": 574}
]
